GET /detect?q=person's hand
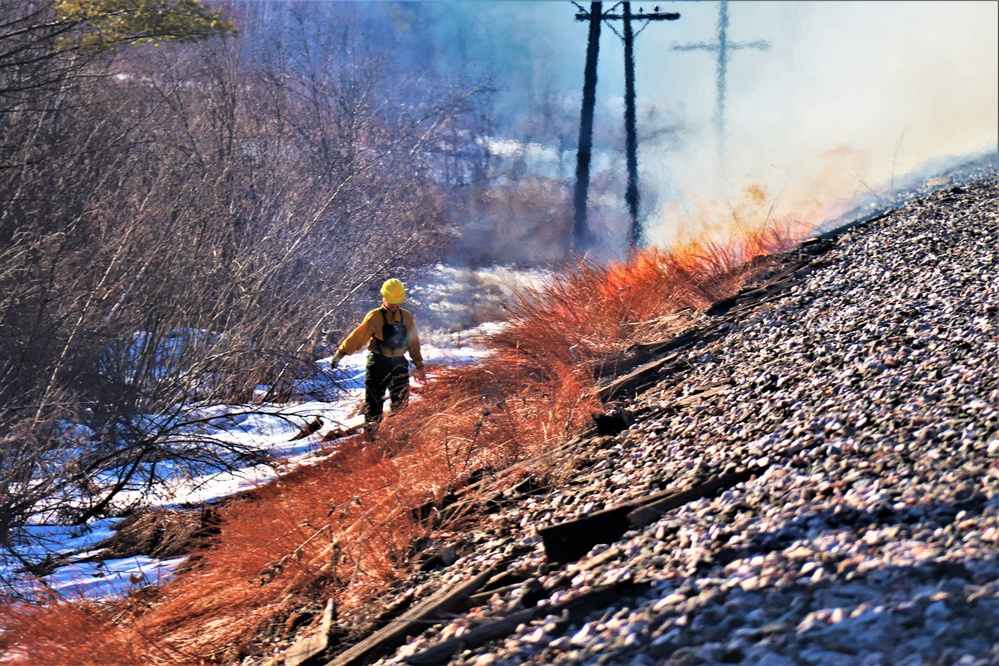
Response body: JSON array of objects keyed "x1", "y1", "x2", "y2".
[{"x1": 331, "y1": 354, "x2": 342, "y2": 370}]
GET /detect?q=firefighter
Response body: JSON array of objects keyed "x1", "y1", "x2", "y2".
[{"x1": 331, "y1": 279, "x2": 426, "y2": 425}]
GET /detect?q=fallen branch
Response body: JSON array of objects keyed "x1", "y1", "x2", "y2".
[
  {"x1": 540, "y1": 465, "x2": 763, "y2": 563},
  {"x1": 283, "y1": 599, "x2": 336, "y2": 666},
  {"x1": 596, "y1": 351, "x2": 688, "y2": 401},
  {"x1": 324, "y1": 564, "x2": 502, "y2": 666},
  {"x1": 402, "y1": 582, "x2": 640, "y2": 665}
]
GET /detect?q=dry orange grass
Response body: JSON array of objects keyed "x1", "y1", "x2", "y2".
[
  {"x1": 133, "y1": 443, "x2": 423, "y2": 662},
  {"x1": 0, "y1": 215, "x2": 806, "y2": 664},
  {"x1": 384, "y1": 349, "x2": 598, "y2": 486},
  {"x1": 1, "y1": 440, "x2": 431, "y2": 664},
  {"x1": 0, "y1": 593, "x2": 152, "y2": 665}
]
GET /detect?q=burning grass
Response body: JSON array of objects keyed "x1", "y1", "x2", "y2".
[{"x1": 0, "y1": 218, "x2": 804, "y2": 664}]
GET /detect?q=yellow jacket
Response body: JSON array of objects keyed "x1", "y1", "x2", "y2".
[{"x1": 336, "y1": 307, "x2": 424, "y2": 370}]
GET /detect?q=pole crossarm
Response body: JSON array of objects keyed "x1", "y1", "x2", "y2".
[
  {"x1": 576, "y1": 10, "x2": 679, "y2": 21},
  {"x1": 673, "y1": 39, "x2": 770, "y2": 51},
  {"x1": 574, "y1": 8, "x2": 679, "y2": 22},
  {"x1": 573, "y1": 1, "x2": 679, "y2": 22}
]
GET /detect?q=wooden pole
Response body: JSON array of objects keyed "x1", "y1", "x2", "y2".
[
  {"x1": 623, "y1": 2, "x2": 640, "y2": 249},
  {"x1": 573, "y1": 2, "x2": 679, "y2": 252},
  {"x1": 573, "y1": 2, "x2": 602, "y2": 251}
]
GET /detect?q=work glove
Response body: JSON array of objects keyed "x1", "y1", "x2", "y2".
[{"x1": 331, "y1": 354, "x2": 342, "y2": 370}]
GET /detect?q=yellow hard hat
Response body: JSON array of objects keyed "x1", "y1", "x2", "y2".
[{"x1": 380, "y1": 278, "x2": 406, "y2": 304}]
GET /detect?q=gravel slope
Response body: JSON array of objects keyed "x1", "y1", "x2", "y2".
[{"x1": 261, "y1": 176, "x2": 996, "y2": 666}]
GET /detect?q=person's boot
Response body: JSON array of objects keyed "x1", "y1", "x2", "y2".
[{"x1": 363, "y1": 418, "x2": 379, "y2": 444}]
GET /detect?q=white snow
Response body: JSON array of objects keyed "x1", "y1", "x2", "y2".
[{"x1": 1, "y1": 264, "x2": 539, "y2": 601}]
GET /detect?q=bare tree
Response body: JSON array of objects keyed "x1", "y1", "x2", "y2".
[{"x1": 0, "y1": 1, "x2": 491, "y2": 587}]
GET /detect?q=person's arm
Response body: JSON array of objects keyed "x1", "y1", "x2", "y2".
[
  {"x1": 332, "y1": 311, "x2": 376, "y2": 366},
  {"x1": 405, "y1": 311, "x2": 427, "y2": 382}
]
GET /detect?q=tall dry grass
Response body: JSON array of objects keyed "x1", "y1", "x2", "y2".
[{"x1": 0, "y1": 218, "x2": 805, "y2": 664}]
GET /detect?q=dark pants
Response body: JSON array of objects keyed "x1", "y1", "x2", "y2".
[{"x1": 365, "y1": 353, "x2": 410, "y2": 424}]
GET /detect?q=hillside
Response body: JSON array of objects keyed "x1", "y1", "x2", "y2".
[
  {"x1": 259, "y1": 176, "x2": 998, "y2": 666},
  {"x1": 1, "y1": 175, "x2": 994, "y2": 665}
]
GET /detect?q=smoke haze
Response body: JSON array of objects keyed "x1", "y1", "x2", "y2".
[
  {"x1": 591, "y1": 0, "x2": 999, "y2": 246},
  {"x1": 226, "y1": 1, "x2": 998, "y2": 257}
]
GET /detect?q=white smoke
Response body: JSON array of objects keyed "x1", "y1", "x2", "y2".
[
  {"x1": 636, "y1": 1, "x2": 998, "y2": 245},
  {"x1": 223, "y1": 1, "x2": 998, "y2": 255}
]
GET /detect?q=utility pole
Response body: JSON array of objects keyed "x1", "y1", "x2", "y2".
[
  {"x1": 572, "y1": 2, "x2": 680, "y2": 252},
  {"x1": 573, "y1": 2, "x2": 602, "y2": 252},
  {"x1": 622, "y1": 2, "x2": 639, "y2": 249},
  {"x1": 673, "y1": 0, "x2": 769, "y2": 165}
]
